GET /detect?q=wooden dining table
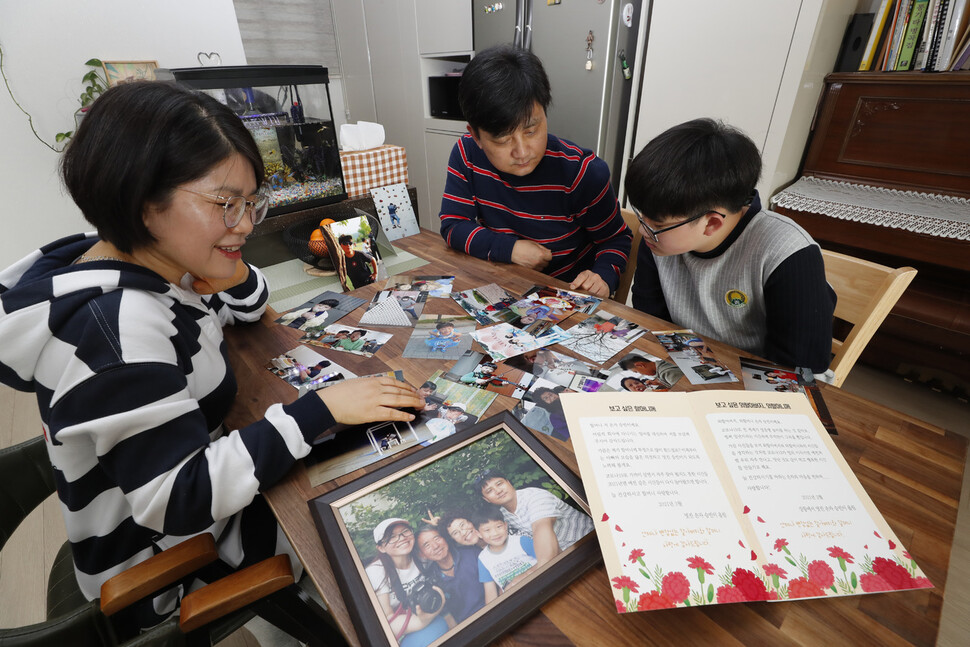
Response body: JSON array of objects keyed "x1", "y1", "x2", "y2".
[{"x1": 225, "y1": 230, "x2": 967, "y2": 646}]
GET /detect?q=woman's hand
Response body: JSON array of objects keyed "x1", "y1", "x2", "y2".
[
  {"x1": 316, "y1": 377, "x2": 423, "y2": 424},
  {"x1": 193, "y1": 259, "x2": 250, "y2": 295}
]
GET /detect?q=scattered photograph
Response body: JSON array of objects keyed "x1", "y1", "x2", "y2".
[
  {"x1": 304, "y1": 370, "x2": 496, "y2": 486},
  {"x1": 502, "y1": 348, "x2": 599, "y2": 389},
  {"x1": 402, "y1": 314, "x2": 477, "y2": 360},
  {"x1": 520, "y1": 285, "x2": 602, "y2": 315},
  {"x1": 359, "y1": 290, "x2": 428, "y2": 327},
  {"x1": 558, "y1": 311, "x2": 645, "y2": 364},
  {"x1": 470, "y1": 323, "x2": 544, "y2": 361},
  {"x1": 451, "y1": 283, "x2": 517, "y2": 325},
  {"x1": 384, "y1": 274, "x2": 456, "y2": 298},
  {"x1": 309, "y1": 413, "x2": 597, "y2": 647},
  {"x1": 652, "y1": 329, "x2": 738, "y2": 385},
  {"x1": 300, "y1": 323, "x2": 394, "y2": 358},
  {"x1": 265, "y1": 345, "x2": 356, "y2": 391},
  {"x1": 442, "y1": 350, "x2": 536, "y2": 399},
  {"x1": 274, "y1": 290, "x2": 365, "y2": 331},
  {"x1": 506, "y1": 296, "x2": 573, "y2": 337},
  {"x1": 325, "y1": 214, "x2": 385, "y2": 291},
  {"x1": 370, "y1": 182, "x2": 420, "y2": 240},
  {"x1": 599, "y1": 351, "x2": 685, "y2": 392},
  {"x1": 511, "y1": 377, "x2": 572, "y2": 441}
]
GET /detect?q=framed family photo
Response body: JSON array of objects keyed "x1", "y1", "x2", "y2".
[{"x1": 309, "y1": 411, "x2": 599, "y2": 647}]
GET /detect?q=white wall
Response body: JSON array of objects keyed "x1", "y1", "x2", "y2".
[{"x1": 0, "y1": 1, "x2": 248, "y2": 268}]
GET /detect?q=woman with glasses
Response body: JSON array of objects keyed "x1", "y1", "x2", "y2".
[
  {"x1": 367, "y1": 518, "x2": 448, "y2": 645},
  {"x1": 0, "y1": 81, "x2": 422, "y2": 638}
]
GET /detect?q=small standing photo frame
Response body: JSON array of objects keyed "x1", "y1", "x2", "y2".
[
  {"x1": 309, "y1": 411, "x2": 599, "y2": 647},
  {"x1": 102, "y1": 60, "x2": 159, "y2": 86}
]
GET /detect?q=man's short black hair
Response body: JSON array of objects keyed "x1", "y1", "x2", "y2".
[
  {"x1": 319, "y1": 299, "x2": 340, "y2": 308},
  {"x1": 474, "y1": 468, "x2": 509, "y2": 492},
  {"x1": 624, "y1": 118, "x2": 761, "y2": 224},
  {"x1": 61, "y1": 81, "x2": 264, "y2": 254},
  {"x1": 459, "y1": 44, "x2": 551, "y2": 137},
  {"x1": 338, "y1": 234, "x2": 353, "y2": 245},
  {"x1": 619, "y1": 355, "x2": 651, "y2": 371}
]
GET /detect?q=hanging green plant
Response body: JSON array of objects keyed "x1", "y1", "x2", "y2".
[{"x1": 55, "y1": 59, "x2": 108, "y2": 143}]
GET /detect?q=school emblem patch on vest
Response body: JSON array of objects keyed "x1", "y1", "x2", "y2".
[{"x1": 725, "y1": 289, "x2": 748, "y2": 308}]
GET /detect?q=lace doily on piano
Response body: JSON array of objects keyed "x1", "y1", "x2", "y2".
[{"x1": 770, "y1": 176, "x2": 970, "y2": 241}]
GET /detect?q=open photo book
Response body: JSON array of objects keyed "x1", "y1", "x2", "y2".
[{"x1": 559, "y1": 391, "x2": 931, "y2": 612}]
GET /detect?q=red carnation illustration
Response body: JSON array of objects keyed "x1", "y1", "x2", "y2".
[
  {"x1": 913, "y1": 576, "x2": 933, "y2": 589},
  {"x1": 859, "y1": 573, "x2": 893, "y2": 593},
  {"x1": 788, "y1": 576, "x2": 826, "y2": 598},
  {"x1": 763, "y1": 564, "x2": 787, "y2": 579},
  {"x1": 686, "y1": 556, "x2": 714, "y2": 574},
  {"x1": 774, "y1": 538, "x2": 789, "y2": 552},
  {"x1": 602, "y1": 513, "x2": 609, "y2": 522},
  {"x1": 629, "y1": 548, "x2": 645, "y2": 564},
  {"x1": 826, "y1": 546, "x2": 854, "y2": 572},
  {"x1": 716, "y1": 585, "x2": 746, "y2": 604},
  {"x1": 611, "y1": 575, "x2": 639, "y2": 593},
  {"x1": 615, "y1": 599, "x2": 626, "y2": 614},
  {"x1": 661, "y1": 571, "x2": 691, "y2": 604},
  {"x1": 807, "y1": 560, "x2": 835, "y2": 589},
  {"x1": 903, "y1": 551, "x2": 911, "y2": 560},
  {"x1": 732, "y1": 568, "x2": 770, "y2": 601},
  {"x1": 871, "y1": 557, "x2": 915, "y2": 590},
  {"x1": 637, "y1": 591, "x2": 675, "y2": 610}
]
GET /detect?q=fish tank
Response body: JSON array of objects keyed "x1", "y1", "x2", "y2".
[{"x1": 169, "y1": 64, "x2": 347, "y2": 217}]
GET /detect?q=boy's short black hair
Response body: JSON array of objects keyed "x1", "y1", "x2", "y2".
[
  {"x1": 320, "y1": 299, "x2": 340, "y2": 308},
  {"x1": 472, "y1": 506, "x2": 506, "y2": 529},
  {"x1": 61, "y1": 81, "x2": 264, "y2": 254},
  {"x1": 459, "y1": 44, "x2": 551, "y2": 137},
  {"x1": 420, "y1": 381, "x2": 437, "y2": 391},
  {"x1": 436, "y1": 322, "x2": 455, "y2": 330},
  {"x1": 624, "y1": 118, "x2": 761, "y2": 224}
]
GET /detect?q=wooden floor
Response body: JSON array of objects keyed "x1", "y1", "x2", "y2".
[{"x1": 2, "y1": 365, "x2": 968, "y2": 646}]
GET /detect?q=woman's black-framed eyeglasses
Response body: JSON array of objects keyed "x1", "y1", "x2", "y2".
[{"x1": 178, "y1": 186, "x2": 271, "y2": 228}]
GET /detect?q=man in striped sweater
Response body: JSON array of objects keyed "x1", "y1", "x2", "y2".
[
  {"x1": 438, "y1": 45, "x2": 632, "y2": 299},
  {"x1": 626, "y1": 118, "x2": 836, "y2": 374}
]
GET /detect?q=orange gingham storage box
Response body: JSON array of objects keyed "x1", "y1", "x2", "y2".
[{"x1": 338, "y1": 145, "x2": 409, "y2": 197}]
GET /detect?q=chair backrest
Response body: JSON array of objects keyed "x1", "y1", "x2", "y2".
[
  {"x1": 0, "y1": 436, "x2": 55, "y2": 552},
  {"x1": 613, "y1": 208, "x2": 642, "y2": 305},
  {"x1": 821, "y1": 249, "x2": 917, "y2": 388}
]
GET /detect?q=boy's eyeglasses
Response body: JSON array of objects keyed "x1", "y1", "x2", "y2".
[
  {"x1": 631, "y1": 205, "x2": 725, "y2": 244},
  {"x1": 178, "y1": 186, "x2": 271, "y2": 228}
]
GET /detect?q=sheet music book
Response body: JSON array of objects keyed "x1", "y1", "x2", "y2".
[{"x1": 560, "y1": 391, "x2": 931, "y2": 612}]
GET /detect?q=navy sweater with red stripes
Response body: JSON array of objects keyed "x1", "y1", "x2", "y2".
[{"x1": 438, "y1": 134, "x2": 632, "y2": 292}]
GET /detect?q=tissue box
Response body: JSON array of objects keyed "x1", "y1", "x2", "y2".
[{"x1": 339, "y1": 145, "x2": 409, "y2": 198}]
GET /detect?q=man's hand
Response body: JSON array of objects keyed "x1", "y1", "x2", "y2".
[
  {"x1": 511, "y1": 239, "x2": 553, "y2": 271},
  {"x1": 569, "y1": 270, "x2": 610, "y2": 298},
  {"x1": 192, "y1": 259, "x2": 250, "y2": 295},
  {"x1": 317, "y1": 377, "x2": 423, "y2": 424}
]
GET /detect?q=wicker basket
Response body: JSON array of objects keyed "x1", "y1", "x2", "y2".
[{"x1": 283, "y1": 221, "x2": 335, "y2": 269}]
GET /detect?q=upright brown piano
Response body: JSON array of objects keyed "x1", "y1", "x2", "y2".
[{"x1": 772, "y1": 72, "x2": 970, "y2": 386}]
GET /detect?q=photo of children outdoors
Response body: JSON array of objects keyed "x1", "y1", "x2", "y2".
[
  {"x1": 320, "y1": 424, "x2": 594, "y2": 646},
  {"x1": 300, "y1": 323, "x2": 394, "y2": 358},
  {"x1": 403, "y1": 315, "x2": 477, "y2": 360}
]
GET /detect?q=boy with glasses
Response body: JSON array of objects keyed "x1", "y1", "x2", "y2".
[
  {"x1": 626, "y1": 118, "x2": 836, "y2": 374},
  {"x1": 437, "y1": 45, "x2": 632, "y2": 299}
]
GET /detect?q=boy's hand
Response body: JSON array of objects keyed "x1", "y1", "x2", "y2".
[
  {"x1": 316, "y1": 377, "x2": 423, "y2": 424},
  {"x1": 569, "y1": 270, "x2": 610, "y2": 298},
  {"x1": 192, "y1": 259, "x2": 250, "y2": 295},
  {"x1": 511, "y1": 240, "x2": 552, "y2": 271}
]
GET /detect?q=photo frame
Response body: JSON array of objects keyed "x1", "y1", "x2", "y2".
[
  {"x1": 309, "y1": 411, "x2": 600, "y2": 647},
  {"x1": 102, "y1": 60, "x2": 159, "y2": 87}
]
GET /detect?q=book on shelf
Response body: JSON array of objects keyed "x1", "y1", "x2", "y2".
[
  {"x1": 561, "y1": 390, "x2": 933, "y2": 612},
  {"x1": 885, "y1": 0, "x2": 914, "y2": 70},
  {"x1": 926, "y1": 0, "x2": 953, "y2": 70},
  {"x1": 860, "y1": 0, "x2": 897, "y2": 70},
  {"x1": 950, "y1": 22, "x2": 970, "y2": 68},
  {"x1": 939, "y1": 0, "x2": 970, "y2": 68},
  {"x1": 835, "y1": 13, "x2": 876, "y2": 72},
  {"x1": 897, "y1": 0, "x2": 930, "y2": 69},
  {"x1": 914, "y1": 0, "x2": 942, "y2": 69}
]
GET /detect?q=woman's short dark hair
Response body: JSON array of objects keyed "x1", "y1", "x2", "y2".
[
  {"x1": 459, "y1": 44, "x2": 551, "y2": 137},
  {"x1": 61, "y1": 81, "x2": 264, "y2": 254},
  {"x1": 624, "y1": 118, "x2": 761, "y2": 223}
]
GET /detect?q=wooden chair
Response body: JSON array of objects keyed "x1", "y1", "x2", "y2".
[
  {"x1": 0, "y1": 436, "x2": 347, "y2": 647},
  {"x1": 613, "y1": 207, "x2": 642, "y2": 305},
  {"x1": 822, "y1": 249, "x2": 917, "y2": 388}
]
